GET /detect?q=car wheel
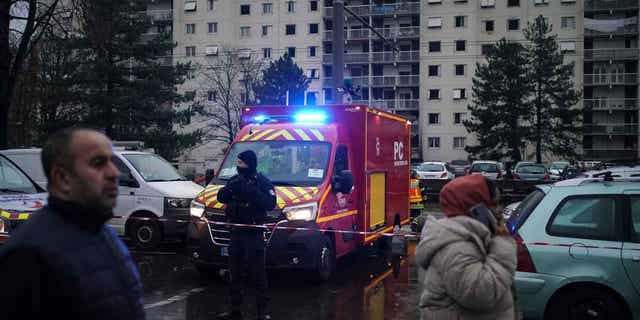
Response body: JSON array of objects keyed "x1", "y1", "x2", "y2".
[
  {"x1": 130, "y1": 220, "x2": 162, "y2": 249},
  {"x1": 315, "y1": 235, "x2": 335, "y2": 282},
  {"x1": 546, "y1": 287, "x2": 628, "y2": 320}
]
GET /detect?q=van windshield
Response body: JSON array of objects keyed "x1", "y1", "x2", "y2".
[
  {"x1": 217, "y1": 141, "x2": 331, "y2": 187},
  {"x1": 4, "y1": 153, "x2": 47, "y2": 185},
  {"x1": 123, "y1": 154, "x2": 186, "y2": 182},
  {"x1": 0, "y1": 155, "x2": 38, "y2": 194}
]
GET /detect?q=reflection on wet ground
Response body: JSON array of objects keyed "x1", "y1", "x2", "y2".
[{"x1": 132, "y1": 241, "x2": 422, "y2": 320}]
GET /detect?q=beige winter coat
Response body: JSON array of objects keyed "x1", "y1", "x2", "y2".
[{"x1": 416, "y1": 215, "x2": 517, "y2": 320}]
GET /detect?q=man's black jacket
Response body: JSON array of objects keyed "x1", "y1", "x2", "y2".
[{"x1": 217, "y1": 173, "x2": 277, "y2": 226}]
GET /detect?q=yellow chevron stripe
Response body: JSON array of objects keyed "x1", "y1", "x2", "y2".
[
  {"x1": 276, "y1": 197, "x2": 286, "y2": 208},
  {"x1": 250, "y1": 128, "x2": 276, "y2": 141},
  {"x1": 264, "y1": 129, "x2": 295, "y2": 141},
  {"x1": 241, "y1": 130, "x2": 259, "y2": 141},
  {"x1": 0, "y1": 211, "x2": 9, "y2": 218},
  {"x1": 205, "y1": 197, "x2": 218, "y2": 206},
  {"x1": 204, "y1": 186, "x2": 223, "y2": 198},
  {"x1": 278, "y1": 187, "x2": 299, "y2": 202},
  {"x1": 310, "y1": 187, "x2": 319, "y2": 194},
  {"x1": 213, "y1": 202, "x2": 225, "y2": 209},
  {"x1": 293, "y1": 187, "x2": 313, "y2": 200},
  {"x1": 309, "y1": 129, "x2": 324, "y2": 141},
  {"x1": 293, "y1": 129, "x2": 312, "y2": 141},
  {"x1": 18, "y1": 213, "x2": 29, "y2": 220}
]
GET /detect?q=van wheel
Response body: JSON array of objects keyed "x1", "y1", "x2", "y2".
[
  {"x1": 315, "y1": 235, "x2": 335, "y2": 282},
  {"x1": 130, "y1": 220, "x2": 161, "y2": 249},
  {"x1": 545, "y1": 287, "x2": 628, "y2": 320}
]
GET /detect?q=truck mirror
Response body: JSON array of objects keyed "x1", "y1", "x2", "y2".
[{"x1": 332, "y1": 170, "x2": 353, "y2": 194}]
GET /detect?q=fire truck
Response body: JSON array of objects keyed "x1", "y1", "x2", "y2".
[{"x1": 187, "y1": 105, "x2": 411, "y2": 280}]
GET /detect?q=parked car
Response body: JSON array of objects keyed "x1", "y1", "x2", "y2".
[
  {"x1": 513, "y1": 162, "x2": 549, "y2": 181},
  {"x1": 508, "y1": 177, "x2": 640, "y2": 320},
  {"x1": 415, "y1": 162, "x2": 455, "y2": 180},
  {"x1": 0, "y1": 148, "x2": 203, "y2": 248},
  {"x1": 468, "y1": 160, "x2": 502, "y2": 180},
  {"x1": 548, "y1": 161, "x2": 570, "y2": 181},
  {"x1": 448, "y1": 159, "x2": 470, "y2": 177}
]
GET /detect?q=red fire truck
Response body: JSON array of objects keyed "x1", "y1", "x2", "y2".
[{"x1": 187, "y1": 105, "x2": 411, "y2": 280}]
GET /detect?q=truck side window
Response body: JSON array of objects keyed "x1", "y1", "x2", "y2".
[
  {"x1": 334, "y1": 145, "x2": 349, "y2": 173},
  {"x1": 112, "y1": 156, "x2": 135, "y2": 187}
]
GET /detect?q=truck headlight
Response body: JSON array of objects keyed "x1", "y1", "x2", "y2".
[
  {"x1": 190, "y1": 200, "x2": 206, "y2": 218},
  {"x1": 167, "y1": 198, "x2": 192, "y2": 208},
  {"x1": 283, "y1": 202, "x2": 318, "y2": 221},
  {"x1": 0, "y1": 218, "x2": 6, "y2": 233}
]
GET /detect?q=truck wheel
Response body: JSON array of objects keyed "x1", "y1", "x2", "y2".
[
  {"x1": 315, "y1": 235, "x2": 335, "y2": 282},
  {"x1": 130, "y1": 220, "x2": 161, "y2": 249},
  {"x1": 545, "y1": 287, "x2": 628, "y2": 320}
]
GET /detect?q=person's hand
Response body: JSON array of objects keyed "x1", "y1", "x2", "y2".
[{"x1": 495, "y1": 223, "x2": 510, "y2": 237}]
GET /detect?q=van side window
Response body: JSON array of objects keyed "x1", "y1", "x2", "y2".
[
  {"x1": 334, "y1": 145, "x2": 348, "y2": 173},
  {"x1": 112, "y1": 157, "x2": 134, "y2": 187}
]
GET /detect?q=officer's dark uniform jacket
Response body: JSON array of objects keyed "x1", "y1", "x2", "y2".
[
  {"x1": 0, "y1": 197, "x2": 145, "y2": 320},
  {"x1": 217, "y1": 173, "x2": 277, "y2": 227}
]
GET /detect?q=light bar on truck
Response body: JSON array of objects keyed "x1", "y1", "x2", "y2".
[{"x1": 293, "y1": 111, "x2": 327, "y2": 124}]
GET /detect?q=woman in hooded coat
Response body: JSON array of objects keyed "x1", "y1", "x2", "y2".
[{"x1": 416, "y1": 174, "x2": 518, "y2": 320}]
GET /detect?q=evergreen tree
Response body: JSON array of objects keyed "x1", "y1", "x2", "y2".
[
  {"x1": 524, "y1": 15, "x2": 582, "y2": 162},
  {"x1": 255, "y1": 53, "x2": 310, "y2": 105},
  {"x1": 464, "y1": 39, "x2": 533, "y2": 162}
]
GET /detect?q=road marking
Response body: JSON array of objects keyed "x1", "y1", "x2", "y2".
[{"x1": 144, "y1": 287, "x2": 205, "y2": 310}]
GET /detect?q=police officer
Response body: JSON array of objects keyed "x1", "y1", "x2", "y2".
[{"x1": 217, "y1": 150, "x2": 276, "y2": 320}]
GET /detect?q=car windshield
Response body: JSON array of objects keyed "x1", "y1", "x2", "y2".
[
  {"x1": 507, "y1": 189, "x2": 546, "y2": 234},
  {"x1": 517, "y1": 165, "x2": 546, "y2": 174},
  {"x1": 450, "y1": 160, "x2": 468, "y2": 166},
  {"x1": 418, "y1": 164, "x2": 444, "y2": 172},
  {"x1": 550, "y1": 162, "x2": 569, "y2": 170},
  {"x1": 123, "y1": 154, "x2": 186, "y2": 182},
  {"x1": 4, "y1": 153, "x2": 47, "y2": 183},
  {"x1": 217, "y1": 141, "x2": 331, "y2": 187},
  {"x1": 0, "y1": 156, "x2": 37, "y2": 194},
  {"x1": 471, "y1": 163, "x2": 498, "y2": 172}
]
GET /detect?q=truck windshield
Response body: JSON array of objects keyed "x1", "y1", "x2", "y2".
[
  {"x1": 217, "y1": 141, "x2": 331, "y2": 187},
  {"x1": 0, "y1": 155, "x2": 38, "y2": 194},
  {"x1": 123, "y1": 154, "x2": 186, "y2": 182}
]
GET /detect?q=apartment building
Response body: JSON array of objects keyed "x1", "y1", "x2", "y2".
[
  {"x1": 321, "y1": 0, "x2": 422, "y2": 161},
  {"x1": 583, "y1": 0, "x2": 639, "y2": 162},
  {"x1": 420, "y1": 0, "x2": 582, "y2": 162}
]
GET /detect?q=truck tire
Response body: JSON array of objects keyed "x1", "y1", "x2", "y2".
[
  {"x1": 130, "y1": 220, "x2": 161, "y2": 249},
  {"x1": 315, "y1": 235, "x2": 335, "y2": 282},
  {"x1": 545, "y1": 287, "x2": 628, "y2": 320}
]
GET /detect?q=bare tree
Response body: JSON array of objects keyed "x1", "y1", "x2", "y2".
[{"x1": 192, "y1": 48, "x2": 265, "y2": 145}]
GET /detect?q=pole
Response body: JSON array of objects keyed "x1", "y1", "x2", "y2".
[{"x1": 332, "y1": 0, "x2": 344, "y2": 104}]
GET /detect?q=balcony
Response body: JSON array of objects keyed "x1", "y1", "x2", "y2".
[
  {"x1": 584, "y1": 17, "x2": 638, "y2": 37},
  {"x1": 583, "y1": 123, "x2": 639, "y2": 135},
  {"x1": 325, "y1": 75, "x2": 419, "y2": 88},
  {"x1": 583, "y1": 148, "x2": 639, "y2": 160},
  {"x1": 351, "y1": 99, "x2": 419, "y2": 110},
  {"x1": 146, "y1": 9, "x2": 173, "y2": 22},
  {"x1": 584, "y1": 48, "x2": 639, "y2": 61},
  {"x1": 584, "y1": 73, "x2": 638, "y2": 86},
  {"x1": 324, "y1": 2, "x2": 420, "y2": 18},
  {"x1": 322, "y1": 51, "x2": 419, "y2": 64},
  {"x1": 323, "y1": 26, "x2": 420, "y2": 41},
  {"x1": 584, "y1": 98, "x2": 639, "y2": 110},
  {"x1": 585, "y1": 0, "x2": 639, "y2": 11}
]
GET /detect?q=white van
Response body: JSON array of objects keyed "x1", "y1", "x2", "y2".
[{"x1": 0, "y1": 149, "x2": 204, "y2": 248}]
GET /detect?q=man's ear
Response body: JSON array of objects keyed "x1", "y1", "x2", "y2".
[{"x1": 51, "y1": 165, "x2": 72, "y2": 195}]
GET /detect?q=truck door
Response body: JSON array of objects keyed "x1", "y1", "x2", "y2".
[
  {"x1": 110, "y1": 156, "x2": 138, "y2": 235},
  {"x1": 622, "y1": 194, "x2": 640, "y2": 295},
  {"x1": 368, "y1": 172, "x2": 386, "y2": 230}
]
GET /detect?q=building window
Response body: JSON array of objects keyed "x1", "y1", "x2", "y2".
[
  {"x1": 428, "y1": 137, "x2": 441, "y2": 149},
  {"x1": 507, "y1": 0, "x2": 519, "y2": 7},
  {"x1": 428, "y1": 65, "x2": 440, "y2": 77},
  {"x1": 288, "y1": 47, "x2": 296, "y2": 57},
  {"x1": 310, "y1": 0, "x2": 318, "y2": 11},
  {"x1": 561, "y1": 16, "x2": 576, "y2": 30},
  {"x1": 428, "y1": 113, "x2": 440, "y2": 124},
  {"x1": 240, "y1": 26, "x2": 251, "y2": 38},
  {"x1": 308, "y1": 69, "x2": 318, "y2": 79},
  {"x1": 428, "y1": 17, "x2": 443, "y2": 29},
  {"x1": 207, "y1": 91, "x2": 217, "y2": 102},
  {"x1": 455, "y1": 40, "x2": 466, "y2": 52},
  {"x1": 453, "y1": 137, "x2": 466, "y2": 149},
  {"x1": 455, "y1": 16, "x2": 466, "y2": 28},
  {"x1": 324, "y1": 88, "x2": 333, "y2": 102},
  {"x1": 286, "y1": 24, "x2": 296, "y2": 35},
  {"x1": 208, "y1": 22, "x2": 218, "y2": 33},
  {"x1": 560, "y1": 41, "x2": 576, "y2": 52},
  {"x1": 454, "y1": 112, "x2": 467, "y2": 124},
  {"x1": 205, "y1": 46, "x2": 219, "y2": 56},
  {"x1": 207, "y1": 0, "x2": 214, "y2": 11},
  {"x1": 287, "y1": 1, "x2": 295, "y2": 13},
  {"x1": 240, "y1": 4, "x2": 250, "y2": 15},
  {"x1": 453, "y1": 88, "x2": 466, "y2": 100},
  {"x1": 263, "y1": 3, "x2": 273, "y2": 14},
  {"x1": 484, "y1": 20, "x2": 494, "y2": 32},
  {"x1": 534, "y1": 0, "x2": 549, "y2": 5},
  {"x1": 186, "y1": 46, "x2": 196, "y2": 57},
  {"x1": 184, "y1": 1, "x2": 197, "y2": 12},
  {"x1": 455, "y1": 64, "x2": 465, "y2": 76},
  {"x1": 185, "y1": 23, "x2": 195, "y2": 34},
  {"x1": 263, "y1": 48, "x2": 272, "y2": 58},
  {"x1": 480, "y1": 0, "x2": 495, "y2": 8},
  {"x1": 481, "y1": 44, "x2": 494, "y2": 55},
  {"x1": 262, "y1": 25, "x2": 272, "y2": 36},
  {"x1": 428, "y1": 0, "x2": 442, "y2": 3},
  {"x1": 308, "y1": 46, "x2": 317, "y2": 57},
  {"x1": 429, "y1": 89, "x2": 440, "y2": 100},
  {"x1": 429, "y1": 41, "x2": 441, "y2": 53},
  {"x1": 507, "y1": 19, "x2": 520, "y2": 31},
  {"x1": 309, "y1": 23, "x2": 319, "y2": 34}
]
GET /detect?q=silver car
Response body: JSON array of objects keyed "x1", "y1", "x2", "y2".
[
  {"x1": 468, "y1": 161, "x2": 502, "y2": 180},
  {"x1": 416, "y1": 162, "x2": 455, "y2": 180}
]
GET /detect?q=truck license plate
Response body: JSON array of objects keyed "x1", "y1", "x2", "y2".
[{"x1": 221, "y1": 247, "x2": 229, "y2": 256}]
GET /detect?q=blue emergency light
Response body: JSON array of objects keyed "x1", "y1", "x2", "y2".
[
  {"x1": 253, "y1": 115, "x2": 269, "y2": 123},
  {"x1": 293, "y1": 112, "x2": 328, "y2": 124}
]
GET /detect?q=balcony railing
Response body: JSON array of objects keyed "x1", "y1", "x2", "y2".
[
  {"x1": 351, "y1": 99, "x2": 419, "y2": 110},
  {"x1": 583, "y1": 123, "x2": 639, "y2": 135},
  {"x1": 583, "y1": 148, "x2": 639, "y2": 160},
  {"x1": 585, "y1": 17, "x2": 638, "y2": 37},
  {"x1": 324, "y1": 2, "x2": 420, "y2": 17},
  {"x1": 325, "y1": 75, "x2": 420, "y2": 87},
  {"x1": 585, "y1": 0, "x2": 639, "y2": 11},
  {"x1": 146, "y1": 9, "x2": 173, "y2": 22},
  {"x1": 322, "y1": 51, "x2": 420, "y2": 64},
  {"x1": 583, "y1": 98, "x2": 639, "y2": 110},
  {"x1": 584, "y1": 73, "x2": 638, "y2": 86},
  {"x1": 323, "y1": 26, "x2": 420, "y2": 41},
  {"x1": 584, "y1": 48, "x2": 639, "y2": 61}
]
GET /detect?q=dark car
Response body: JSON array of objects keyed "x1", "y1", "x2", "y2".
[
  {"x1": 513, "y1": 162, "x2": 549, "y2": 181},
  {"x1": 449, "y1": 159, "x2": 470, "y2": 177}
]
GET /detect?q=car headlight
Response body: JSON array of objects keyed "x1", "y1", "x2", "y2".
[
  {"x1": 283, "y1": 202, "x2": 318, "y2": 221},
  {"x1": 0, "y1": 218, "x2": 6, "y2": 233},
  {"x1": 167, "y1": 198, "x2": 192, "y2": 208},
  {"x1": 190, "y1": 200, "x2": 206, "y2": 218}
]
